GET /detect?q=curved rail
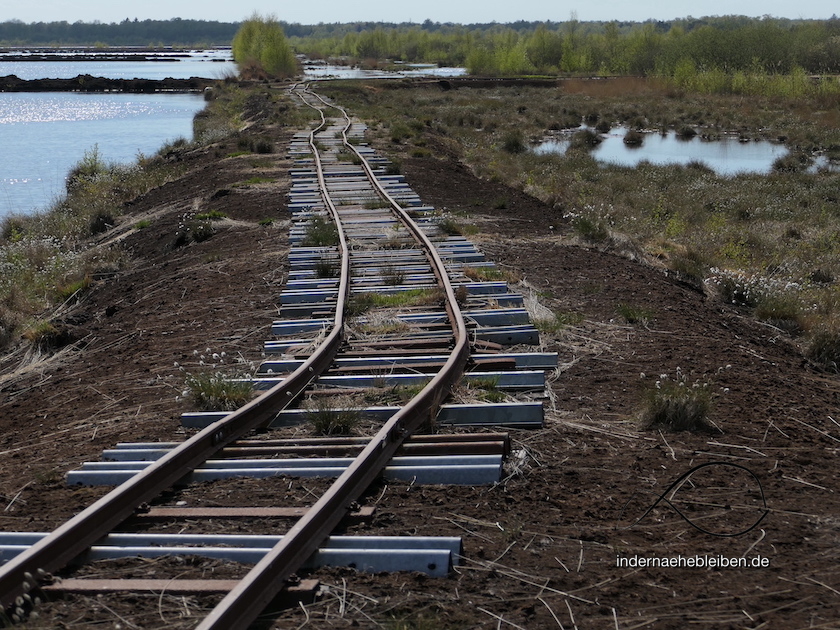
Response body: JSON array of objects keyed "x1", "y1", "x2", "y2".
[
  {"x1": 1, "y1": 84, "x2": 470, "y2": 629},
  {"x1": 196, "y1": 87, "x2": 470, "y2": 629},
  {"x1": 0, "y1": 94, "x2": 352, "y2": 615}
]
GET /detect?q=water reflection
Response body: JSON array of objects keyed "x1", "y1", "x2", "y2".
[
  {"x1": 534, "y1": 127, "x2": 794, "y2": 176},
  {"x1": 302, "y1": 61, "x2": 467, "y2": 80}
]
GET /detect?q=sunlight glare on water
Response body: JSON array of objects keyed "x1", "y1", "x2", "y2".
[
  {"x1": 0, "y1": 92, "x2": 206, "y2": 217},
  {"x1": 0, "y1": 94, "x2": 156, "y2": 124}
]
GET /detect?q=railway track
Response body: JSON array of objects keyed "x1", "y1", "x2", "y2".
[{"x1": 0, "y1": 84, "x2": 554, "y2": 629}]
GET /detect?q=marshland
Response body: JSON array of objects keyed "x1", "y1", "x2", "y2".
[{"x1": 2, "y1": 15, "x2": 840, "y2": 628}]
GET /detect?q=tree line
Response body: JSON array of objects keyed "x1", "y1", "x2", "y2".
[
  {"x1": 0, "y1": 19, "x2": 239, "y2": 47},
  {"x1": 3, "y1": 15, "x2": 840, "y2": 79},
  {"x1": 290, "y1": 16, "x2": 840, "y2": 76}
]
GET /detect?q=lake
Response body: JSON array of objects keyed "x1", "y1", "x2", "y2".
[
  {"x1": 0, "y1": 92, "x2": 207, "y2": 217},
  {"x1": 0, "y1": 53, "x2": 467, "y2": 219},
  {"x1": 0, "y1": 49, "x2": 237, "y2": 80},
  {"x1": 0, "y1": 51, "x2": 231, "y2": 219}
]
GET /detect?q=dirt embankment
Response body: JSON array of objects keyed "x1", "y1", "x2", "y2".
[{"x1": 1, "y1": 86, "x2": 839, "y2": 628}]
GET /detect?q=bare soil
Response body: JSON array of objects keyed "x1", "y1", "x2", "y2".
[{"x1": 2, "y1": 87, "x2": 840, "y2": 629}]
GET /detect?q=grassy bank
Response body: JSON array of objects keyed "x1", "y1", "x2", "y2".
[
  {"x1": 320, "y1": 77, "x2": 840, "y2": 368},
  {"x1": 0, "y1": 82, "x2": 309, "y2": 354}
]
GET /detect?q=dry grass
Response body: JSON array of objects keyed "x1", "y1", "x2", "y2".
[{"x1": 320, "y1": 79, "x2": 840, "y2": 358}]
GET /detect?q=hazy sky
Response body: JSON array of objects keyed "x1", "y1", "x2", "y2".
[{"x1": 1, "y1": 0, "x2": 836, "y2": 25}]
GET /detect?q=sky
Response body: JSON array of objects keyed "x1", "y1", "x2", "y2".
[{"x1": 0, "y1": 0, "x2": 836, "y2": 25}]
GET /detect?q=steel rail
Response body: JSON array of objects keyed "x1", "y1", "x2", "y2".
[
  {"x1": 195, "y1": 86, "x2": 470, "y2": 630},
  {"x1": 0, "y1": 91, "x2": 351, "y2": 614}
]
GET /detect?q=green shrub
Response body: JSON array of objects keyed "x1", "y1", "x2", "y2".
[{"x1": 232, "y1": 14, "x2": 297, "y2": 78}]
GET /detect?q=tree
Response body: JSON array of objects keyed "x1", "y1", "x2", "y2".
[{"x1": 232, "y1": 14, "x2": 297, "y2": 78}]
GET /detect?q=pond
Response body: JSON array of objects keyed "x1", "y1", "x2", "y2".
[{"x1": 533, "y1": 127, "x2": 795, "y2": 176}]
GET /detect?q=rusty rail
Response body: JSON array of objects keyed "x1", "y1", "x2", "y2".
[
  {"x1": 195, "y1": 86, "x2": 470, "y2": 630},
  {"x1": 0, "y1": 87, "x2": 351, "y2": 615},
  {"x1": 0, "y1": 84, "x2": 469, "y2": 629}
]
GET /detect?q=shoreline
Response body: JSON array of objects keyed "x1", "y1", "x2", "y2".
[{"x1": 0, "y1": 73, "x2": 216, "y2": 93}]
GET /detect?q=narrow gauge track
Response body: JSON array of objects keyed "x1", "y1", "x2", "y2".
[{"x1": 0, "y1": 85, "x2": 550, "y2": 628}]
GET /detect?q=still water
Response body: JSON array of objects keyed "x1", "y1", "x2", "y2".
[
  {"x1": 0, "y1": 92, "x2": 206, "y2": 217},
  {"x1": 0, "y1": 55, "x2": 469, "y2": 218},
  {"x1": 0, "y1": 52, "x2": 226, "y2": 218},
  {"x1": 534, "y1": 127, "x2": 791, "y2": 176},
  {"x1": 302, "y1": 60, "x2": 467, "y2": 80},
  {"x1": 0, "y1": 49, "x2": 237, "y2": 80}
]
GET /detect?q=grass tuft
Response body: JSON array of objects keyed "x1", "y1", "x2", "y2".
[
  {"x1": 184, "y1": 371, "x2": 254, "y2": 411},
  {"x1": 195, "y1": 210, "x2": 228, "y2": 221},
  {"x1": 305, "y1": 397, "x2": 362, "y2": 436},
  {"x1": 534, "y1": 310, "x2": 584, "y2": 333},
  {"x1": 805, "y1": 325, "x2": 840, "y2": 372},
  {"x1": 571, "y1": 216, "x2": 609, "y2": 242},
  {"x1": 301, "y1": 215, "x2": 339, "y2": 247},
  {"x1": 616, "y1": 303, "x2": 655, "y2": 326},
  {"x1": 21, "y1": 320, "x2": 61, "y2": 349},
  {"x1": 638, "y1": 372, "x2": 714, "y2": 432}
]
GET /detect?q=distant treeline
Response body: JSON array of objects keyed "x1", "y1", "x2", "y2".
[
  {"x1": 289, "y1": 16, "x2": 840, "y2": 76},
  {"x1": 0, "y1": 18, "x2": 240, "y2": 47},
  {"x1": 3, "y1": 16, "x2": 840, "y2": 78}
]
